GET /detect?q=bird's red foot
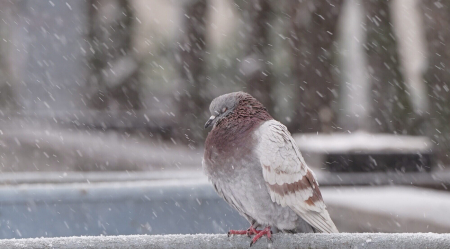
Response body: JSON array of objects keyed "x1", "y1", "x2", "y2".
[
  {"x1": 228, "y1": 225, "x2": 261, "y2": 237},
  {"x1": 250, "y1": 226, "x2": 272, "y2": 246}
]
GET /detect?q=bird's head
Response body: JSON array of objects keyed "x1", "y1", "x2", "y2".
[
  {"x1": 205, "y1": 91, "x2": 272, "y2": 129},
  {"x1": 204, "y1": 92, "x2": 241, "y2": 129}
]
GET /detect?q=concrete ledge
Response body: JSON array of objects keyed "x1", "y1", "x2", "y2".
[{"x1": 1, "y1": 233, "x2": 449, "y2": 249}]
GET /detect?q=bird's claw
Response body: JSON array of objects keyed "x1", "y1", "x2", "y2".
[
  {"x1": 229, "y1": 226, "x2": 272, "y2": 246},
  {"x1": 249, "y1": 226, "x2": 272, "y2": 246},
  {"x1": 247, "y1": 226, "x2": 261, "y2": 237}
]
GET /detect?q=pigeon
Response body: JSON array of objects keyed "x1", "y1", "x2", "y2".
[{"x1": 203, "y1": 92, "x2": 338, "y2": 246}]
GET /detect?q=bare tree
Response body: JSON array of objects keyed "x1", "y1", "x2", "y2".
[
  {"x1": 289, "y1": 0, "x2": 343, "y2": 133},
  {"x1": 0, "y1": 1, "x2": 17, "y2": 110},
  {"x1": 238, "y1": 0, "x2": 274, "y2": 113},
  {"x1": 362, "y1": 0, "x2": 415, "y2": 135},
  {"x1": 87, "y1": 0, "x2": 141, "y2": 111},
  {"x1": 176, "y1": 0, "x2": 209, "y2": 141},
  {"x1": 421, "y1": 0, "x2": 450, "y2": 164}
]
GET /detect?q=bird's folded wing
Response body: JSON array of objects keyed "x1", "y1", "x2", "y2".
[{"x1": 255, "y1": 120, "x2": 338, "y2": 233}]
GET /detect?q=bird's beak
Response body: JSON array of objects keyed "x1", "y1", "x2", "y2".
[{"x1": 204, "y1": 115, "x2": 216, "y2": 129}]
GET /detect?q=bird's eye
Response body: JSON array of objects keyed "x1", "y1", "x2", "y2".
[{"x1": 222, "y1": 107, "x2": 227, "y2": 113}]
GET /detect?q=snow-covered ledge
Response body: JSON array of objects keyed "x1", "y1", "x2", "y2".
[{"x1": 1, "y1": 233, "x2": 449, "y2": 249}]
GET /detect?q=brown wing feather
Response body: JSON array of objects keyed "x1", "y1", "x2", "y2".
[{"x1": 255, "y1": 120, "x2": 338, "y2": 233}]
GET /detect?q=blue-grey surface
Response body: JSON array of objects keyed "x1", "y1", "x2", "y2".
[
  {"x1": 2, "y1": 173, "x2": 450, "y2": 239},
  {"x1": 0, "y1": 179, "x2": 248, "y2": 239}
]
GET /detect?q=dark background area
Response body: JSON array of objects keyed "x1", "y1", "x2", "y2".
[
  {"x1": 0, "y1": 0, "x2": 450, "y2": 239},
  {"x1": 0, "y1": 0, "x2": 447, "y2": 172}
]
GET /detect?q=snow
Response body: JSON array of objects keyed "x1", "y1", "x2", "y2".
[
  {"x1": 0, "y1": 0, "x2": 448, "y2": 244},
  {"x1": 294, "y1": 132, "x2": 432, "y2": 153},
  {"x1": 321, "y1": 186, "x2": 450, "y2": 232}
]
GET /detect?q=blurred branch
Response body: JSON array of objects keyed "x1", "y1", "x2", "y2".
[
  {"x1": 289, "y1": 0, "x2": 343, "y2": 133},
  {"x1": 175, "y1": 0, "x2": 209, "y2": 142},
  {"x1": 0, "y1": 1, "x2": 18, "y2": 110},
  {"x1": 362, "y1": 0, "x2": 415, "y2": 135},
  {"x1": 238, "y1": 0, "x2": 274, "y2": 113},
  {"x1": 87, "y1": 0, "x2": 142, "y2": 111},
  {"x1": 421, "y1": 0, "x2": 450, "y2": 165}
]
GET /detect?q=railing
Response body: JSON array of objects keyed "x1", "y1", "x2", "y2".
[{"x1": 1, "y1": 233, "x2": 449, "y2": 249}]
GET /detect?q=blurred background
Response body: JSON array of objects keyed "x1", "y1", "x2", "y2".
[{"x1": 0, "y1": 0, "x2": 450, "y2": 239}]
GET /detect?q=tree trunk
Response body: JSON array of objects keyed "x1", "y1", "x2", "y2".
[
  {"x1": 421, "y1": 0, "x2": 450, "y2": 165},
  {"x1": 289, "y1": 0, "x2": 343, "y2": 133},
  {"x1": 0, "y1": 1, "x2": 17, "y2": 110},
  {"x1": 239, "y1": 0, "x2": 274, "y2": 113},
  {"x1": 362, "y1": 0, "x2": 415, "y2": 135},
  {"x1": 175, "y1": 0, "x2": 209, "y2": 142},
  {"x1": 87, "y1": 0, "x2": 141, "y2": 111}
]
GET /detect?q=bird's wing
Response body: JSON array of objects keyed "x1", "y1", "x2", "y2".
[{"x1": 255, "y1": 120, "x2": 338, "y2": 233}]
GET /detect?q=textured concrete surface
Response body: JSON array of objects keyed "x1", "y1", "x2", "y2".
[{"x1": 1, "y1": 233, "x2": 449, "y2": 249}]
